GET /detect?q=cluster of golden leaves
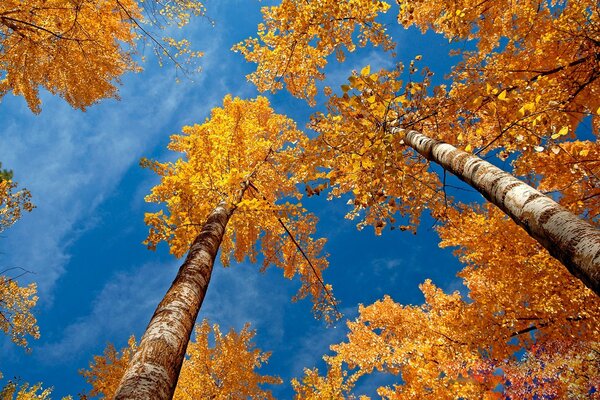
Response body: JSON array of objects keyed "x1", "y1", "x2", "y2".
[
  {"x1": 0, "y1": 381, "x2": 53, "y2": 400},
  {"x1": 0, "y1": 178, "x2": 38, "y2": 370},
  {"x1": 306, "y1": 64, "x2": 443, "y2": 234},
  {"x1": 438, "y1": 204, "x2": 600, "y2": 340},
  {"x1": 502, "y1": 339, "x2": 599, "y2": 399},
  {"x1": 404, "y1": 0, "x2": 600, "y2": 157},
  {"x1": 0, "y1": 0, "x2": 140, "y2": 113},
  {"x1": 0, "y1": 180, "x2": 34, "y2": 234},
  {"x1": 0, "y1": 276, "x2": 39, "y2": 350},
  {"x1": 81, "y1": 320, "x2": 280, "y2": 399},
  {"x1": 239, "y1": 0, "x2": 600, "y2": 231},
  {"x1": 233, "y1": 0, "x2": 394, "y2": 105},
  {"x1": 292, "y1": 357, "x2": 367, "y2": 400},
  {"x1": 79, "y1": 336, "x2": 137, "y2": 398},
  {"x1": 0, "y1": 0, "x2": 206, "y2": 113},
  {"x1": 143, "y1": 95, "x2": 337, "y2": 321},
  {"x1": 514, "y1": 140, "x2": 600, "y2": 223}
]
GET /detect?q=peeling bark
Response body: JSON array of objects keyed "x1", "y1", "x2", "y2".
[
  {"x1": 398, "y1": 128, "x2": 600, "y2": 297},
  {"x1": 114, "y1": 202, "x2": 233, "y2": 399}
]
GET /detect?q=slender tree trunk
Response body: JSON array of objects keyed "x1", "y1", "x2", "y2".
[
  {"x1": 397, "y1": 128, "x2": 600, "y2": 296},
  {"x1": 114, "y1": 202, "x2": 233, "y2": 400}
]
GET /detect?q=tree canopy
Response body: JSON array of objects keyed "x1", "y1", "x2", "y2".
[
  {"x1": 82, "y1": 320, "x2": 280, "y2": 399},
  {"x1": 0, "y1": 0, "x2": 205, "y2": 113},
  {"x1": 0, "y1": 0, "x2": 599, "y2": 398}
]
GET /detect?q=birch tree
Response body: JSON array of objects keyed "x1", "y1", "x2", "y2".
[
  {"x1": 114, "y1": 96, "x2": 336, "y2": 399},
  {"x1": 236, "y1": 0, "x2": 600, "y2": 296}
]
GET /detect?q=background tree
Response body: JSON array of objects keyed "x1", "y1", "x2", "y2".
[
  {"x1": 0, "y1": 167, "x2": 37, "y2": 386},
  {"x1": 82, "y1": 320, "x2": 281, "y2": 399},
  {"x1": 0, "y1": 0, "x2": 205, "y2": 113},
  {"x1": 114, "y1": 96, "x2": 336, "y2": 398},
  {"x1": 0, "y1": 381, "x2": 52, "y2": 400}
]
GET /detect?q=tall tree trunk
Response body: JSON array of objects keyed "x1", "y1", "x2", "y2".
[
  {"x1": 114, "y1": 202, "x2": 233, "y2": 399},
  {"x1": 397, "y1": 128, "x2": 600, "y2": 296}
]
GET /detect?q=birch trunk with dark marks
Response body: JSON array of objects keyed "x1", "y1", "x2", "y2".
[
  {"x1": 396, "y1": 128, "x2": 600, "y2": 297},
  {"x1": 114, "y1": 202, "x2": 233, "y2": 400}
]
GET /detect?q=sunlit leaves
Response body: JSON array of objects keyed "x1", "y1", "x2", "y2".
[
  {"x1": 175, "y1": 321, "x2": 282, "y2": 400},
  {"x1": 514, "y1": 141, "x2": 600, "y2": 223},
  {"x1": 0, "y1": 179, "x2": 38, "y2": 351},
  {"x1": 0, "y1": 180, "x2": 34, "y2": 234},
  {"x1": 408, "y1": 0, "x2": 600, "y2": 161},
  {"x1": 0, "y1": 0, "x2": 206, "y2": 113},
  {"x1": 81, "y1": 321, "x2": 281, "y2": 399},
  {"x1": 0, "y1": 276, "x2": 39, "y2": 349},
  {"x1": 234, "y1": 0, "x2": 394, "y2": 104},
  {"x1": 438, "y1": 204, "x2": 600, "y2": 344},
  {"x1": 0, "y1": 381, "x2": 53, "y2": 400},
  {"x1": 305, "y1": 66, "x2": 443, "y2": 234},
  {"x1": 143, "y1": 95, "x2": 337, "y2": 320},
  {"x1": 79, "y1": 336, "x2": 137, "y2": 398},
  {"x1": 0, "y1": 0, "x2": 140, "y2": 113},
  {"x1": 294, "y1": 202, "x2": 600, "y2": 398}
]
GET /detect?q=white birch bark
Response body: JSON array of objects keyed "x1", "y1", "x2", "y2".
[
  {"x1": 397, "y1": 128, "x2": 600, "y2": 296},
  {"x1": 114, "y1": 202, "x2": 233, "y2": 399}
]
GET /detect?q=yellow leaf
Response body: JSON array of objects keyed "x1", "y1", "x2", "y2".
[
  {"x1": 580, "y1": 149, "x2": 589, "y2": 156},
  {"x1": 465, "y1": 144, "x2": 472, "y2": 152},
  {"x1": 367, "y1": 95, "x2": 376, "y2": 103},
  {"x1": 498, "y1": 90, "x2": 508, "y2": 101},
  {"x1": 395, "y1": 95, "x2": 408, "y2": 105},
  {"x1": 551, "y1": 126, "x2": 568, "y2": 139},
  {"x1": 360, "y1": 65, "x2": 371, "y2": 76}
]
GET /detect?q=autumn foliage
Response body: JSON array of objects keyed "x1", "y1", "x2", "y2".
[
  {"x1": 2, "y1": 0, "x2": 600, "y2": 397},
  {"x1": 234, "y1": 0, "x2": 600, "y2": 397},
  {"x1": 0, "y1": 178, "x2": 38, "y2": 362},
  {"x1": 143, "y1": 95, "x2": 336, "y2": 318},
  {"x1": 81, "y1": 321, "x2": 280, "y2": 399},
  {"x1": 294, "y1": 204, "x2": 599, "y2": 398},
  {"x1": 0, "y1": 0, "x2": 205, "y2": 113},
  {"x1": 233, "y1": 0, "x2": 394, "y2": 105}
]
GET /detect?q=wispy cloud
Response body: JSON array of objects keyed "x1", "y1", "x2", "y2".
[
  {"x1": 287, "y1": 305, "x2": 356, "y2": 378},
  {"x1": 0, "y1": 72, "x2": 195, "y2": 299},
  {"x1": 0, "y1": 34, "x2": 233, "y2": 305},
  {"x1": 39, "y1": 260, "x2": 176, "y2": 362}
]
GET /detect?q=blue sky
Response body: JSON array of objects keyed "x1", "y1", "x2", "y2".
[{"x1": 0, "y1": 1, "x2": 476, "y2": 397}]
